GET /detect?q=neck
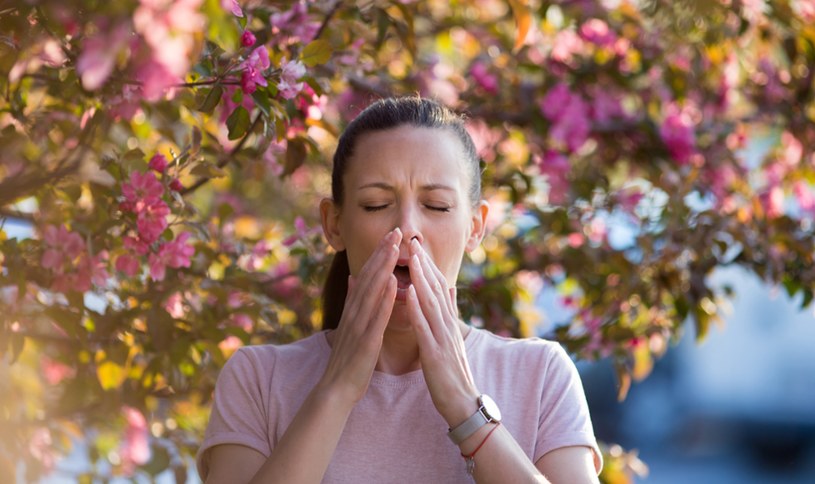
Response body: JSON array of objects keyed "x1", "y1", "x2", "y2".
[{"x1": 375, "y1": 324, "x2": 421, "y2": 375}]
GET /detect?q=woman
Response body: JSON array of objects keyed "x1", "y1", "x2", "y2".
[{"x1": 197, "y1": 97, "x2": 602, "y2": 483}]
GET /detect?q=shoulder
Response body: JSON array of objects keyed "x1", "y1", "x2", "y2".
[
  {"x1": 468, "y1": 327, "x2": 574, "y2": 374},
  {"x1": 219, "y1": 331, "x2": 330, "y2": 381}
]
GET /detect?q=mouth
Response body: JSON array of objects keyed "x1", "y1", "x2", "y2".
[{"x1": 393, "y1": 259, "x2": 411, "y2": 302}]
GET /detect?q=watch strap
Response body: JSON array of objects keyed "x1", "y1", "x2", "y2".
[{"x1": 447, "y1": 404, "x2": 489, "y2": 445}]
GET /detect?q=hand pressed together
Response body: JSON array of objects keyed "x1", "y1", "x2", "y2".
[
  {"x1": 318, "y1": 228, "x2": 402, "y2": 404},
  {"x1": 406, "y1": 237, "x2": 481, "y2": 427}
]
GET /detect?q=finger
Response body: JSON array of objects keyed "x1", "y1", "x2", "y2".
[
  {"x1": 407, "y1": 284, "x2": 435, "y2": 348},
  {"x1": 368, "y1": 274, "x2": 397, "y2": 334},
  {"x1": 345, "y1": 229, "x2": 401, "y2": 311},
  {"x1": 347, "y1": 242, "x2": 399, "y2": 326},
  {"x1": 411, "y1": 240, "x2": 455, "y2": 329},
  {"x1": 408, "y1": 252, "x2": 445, "y2": 337},
  {"x1": 448, "y1": 286, "x2": 459, "y2": 319}
]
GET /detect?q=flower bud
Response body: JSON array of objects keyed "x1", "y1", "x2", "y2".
[
  {"x1": 148, "y1": 154, "x2": 168, "y2": 173},
  {"x1": 241, "y1": 30, "x2": 256, "y2": 48}
]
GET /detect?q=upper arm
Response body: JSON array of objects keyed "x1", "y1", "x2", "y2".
[
  {"x1": 535, "y1": 445, "x2": 600, "y2": 484},
  {"x1": 204, "y1": 444, "x2": 267, "y2": 484}
]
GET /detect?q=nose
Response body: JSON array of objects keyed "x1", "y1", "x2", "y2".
[{"x1": 396, "y1": 203, "x2": 424, "y2": 249}]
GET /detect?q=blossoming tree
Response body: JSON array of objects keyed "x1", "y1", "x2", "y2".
[{"x1": 1, "y1": 0, "x2": 813, "y2": 481}]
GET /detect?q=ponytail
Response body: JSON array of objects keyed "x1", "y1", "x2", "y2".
[{"x1": 322, "y1": 250, "x2": 349, "y2": 330}]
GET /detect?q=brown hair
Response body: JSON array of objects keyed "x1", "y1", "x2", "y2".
[{"x1": 322, "y1": 96, "x2": 482, "y2": 330}]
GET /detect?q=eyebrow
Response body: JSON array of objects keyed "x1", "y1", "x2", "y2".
[{"x1": 357, "y1": 182, "x2": 457, "y2": 193}]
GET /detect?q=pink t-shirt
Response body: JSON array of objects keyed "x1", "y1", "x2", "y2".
[{"x1": 197, "y1": 328, "x2": 602, "y2": 482}]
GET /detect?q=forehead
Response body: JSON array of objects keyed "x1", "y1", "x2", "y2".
[{"x1": 345, "y1": 125, "x2": 470, "y2": 188}]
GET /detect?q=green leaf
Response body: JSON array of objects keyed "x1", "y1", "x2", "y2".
[
  {"x1": 251, "y1": 87, "x2": 271, "y2": 117},
  {"x1": 301, "y1": 39, "x2": 332, "y2": 67},
  {"x1": 226, "y1": 106, "x2": 251, "y2": 140},
  {"x1": 196, "y1": 86, "x2": 224, "y2": 114}
]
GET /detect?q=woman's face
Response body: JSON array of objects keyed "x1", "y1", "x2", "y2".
[{"x1": 322, "y1": 125, "x2": 488, "y2": 319}]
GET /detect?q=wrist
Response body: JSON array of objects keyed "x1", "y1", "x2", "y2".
[
  {"x1": 440, "y1": 390, "x2": 481, "y2": 428},
  {"x1": 312, "y1": 378, "x2": 361, "y2": 413}
]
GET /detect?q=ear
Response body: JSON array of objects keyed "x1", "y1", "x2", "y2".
[
  {"x1": 320, "y1": 198, "x2": 346, "y2": 251},
  {"x1": 465, "y1": 200, "x2": 489, "y2": 252}
]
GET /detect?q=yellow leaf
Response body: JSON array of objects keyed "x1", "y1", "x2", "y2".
[
  {"x1": 507, "y1": 0, "x2": 532, "y2": 52},
  {"x1": 96, "y1": 361, "x2": 126, "y2": 390},
  {"x1": 301, "y1": 39, "x2": 331, "y2": 67}
]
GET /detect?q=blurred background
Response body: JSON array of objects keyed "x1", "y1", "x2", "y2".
[{"x1": 575, "y1": 267, "x2": 815, "y2": 483}]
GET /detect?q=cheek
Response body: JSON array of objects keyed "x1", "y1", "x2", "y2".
[{"x1": 341, "y1": 221, "x2": 388, "y2": 275}]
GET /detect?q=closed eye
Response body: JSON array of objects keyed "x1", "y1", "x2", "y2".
[
  {"x1": 363, "y1": 205, "x2": 388, "y2": 212},
  {"x1": 426, "y1": 205, "x2": 451, "y2": 212}
]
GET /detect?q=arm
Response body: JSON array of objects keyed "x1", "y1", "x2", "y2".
[
  {"x1": 406, "y1": 239, "x2": 600, "y2": 483},
  {"x1": 204, "y1": 229, "x2": 404, "y2": 484}
]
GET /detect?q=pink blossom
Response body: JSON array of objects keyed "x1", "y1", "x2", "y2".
[
  {"x1": 270, "y1": 2, "x2": 320, "y2": 44},
  {"x1": 76, "y1": 23, "x2": 129, "y2": 90},
  {"x1": 219, "y1": 335, "x2": 243, "y2": 355},
  {"x1": 240, "y1": 47, "x2": 270, "y2": 94},
  {"x1": 617, "y1": 189, "x2": 643, "y2": 215},
  {"x1": 222, "y1": 0, "x2": 243, "y2": 17},
  {"x1": 122, "y1": 171, "x2": 164, "y2": 206},
  {"x1": 660, "y1": 103, "x2": 697, "y2": 165},
  {"x1": 754, "y1": 57, "x2": 786, "y2": 103},
  {"x1": 241, "y1": 30, "x2": 256, "y2": 47},
  {"x1": 567, "y1": 232, "x2": 585, "y2": 248},
  {"x1": 29, "y1": 428, "x2": 56, "y2": 472},
  {"x1": 277, "y1": 59, "x2": 306, "y2": 100},
  {"x1": 760, "y1": 185, "x2": 785, "y2": 219},
  {"x1": 588, "y1": 86, "x2": 624, "y2": 123},
  {"x1": 229, "y1": 313, "x2": 253, "y2": 331},
  {"x1": 169, "y1": 178, "x2": 184, "y2": 191},
  {"x1": 792, "y1": 0, "x2": 815, "y2": 22},
  {"x1": 536, "y1": 150, "x2": 571, "y2": 204},
  {"x1": 779, "y1": 131, "x2": 803, "y2": 167},
  {"x1": 579, "y1": 19, "x2": 616, "y2": 47},
  {"x1": 283, "y1": 216, "x2": 318, "y2": 246},
  {"x1": 148, "y1": 153, "x2": 168, "y2": 173},
  {"x1": 41, "y1": 356, "x2": 76, "y2": 385},
  {"x1": 120, "y1": 407, "x2": 150, "y2": 474},
  {"x1": 550, "y1": 29, "x2": 584, "y2": 64},
  {"x1": 466, "y1": 119, "x2": 501, "y2": 163},
  {"x1": 109, "y1": 84, "x2": 144, "y2": 121},
  {"x1": 470, "y1": 61, "x2": 499, "y2": 94},
  {"x1": 586, "y1": 217, "x2": 607, "y2": 245},
  {"x1": 540, "y1": 84, "x2": 591, "y2": 151},
  {"x1": 148, "y1": 232, "x2": 195, "y2": 281},
  {"x1": 116, "y1": 254, "x2": 141, "y2": 277},
  {"x1": 133, "y1": 0, "x2": 204, "y2": 101},
  {"x1": 136, "y1": 199, "x2": 170, "y2": 244},
  {"x1": 269, "y1": 262, "x2": 300, "y2": 300},
  {"x1": 164, "y1": 292, "x2": 186, "y2": 318},
  {"x1": 124, "y1": 235, "x2": 151, "y2": 256},
  {"x1": 263, "y1": 139, "x2": 287, "y2": 176},
  {"x1": 793, "y1": 181, "x2": 815, "y2": 216},
  {"x1": 134, "y1": 59, "x2": 180, "y2": 102}
]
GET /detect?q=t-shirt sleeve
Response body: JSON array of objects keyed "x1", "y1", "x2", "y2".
[
  {"x1": 534, "y1": 343, "x2": 603, "y2": 473},
  {"x1": 196, "y1": 348, "x2": 272, "y2": 480}
]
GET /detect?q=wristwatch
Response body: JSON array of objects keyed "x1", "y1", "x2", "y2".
[{"x1": 447, "y1": 394, "x2": 502, "y2": 445}]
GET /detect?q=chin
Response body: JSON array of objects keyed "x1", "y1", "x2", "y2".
[{"x1": 386, "y1": 305, "x2": 414, "y2": 332}]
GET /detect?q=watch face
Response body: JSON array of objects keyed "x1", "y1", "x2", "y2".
[{"x1": 480, "y1": 394, "x2": 502, "y2": 422}]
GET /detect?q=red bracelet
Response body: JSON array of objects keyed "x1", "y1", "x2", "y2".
[{"x1": 460, "y1": 422, "x2": 501, "y2": 475}]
